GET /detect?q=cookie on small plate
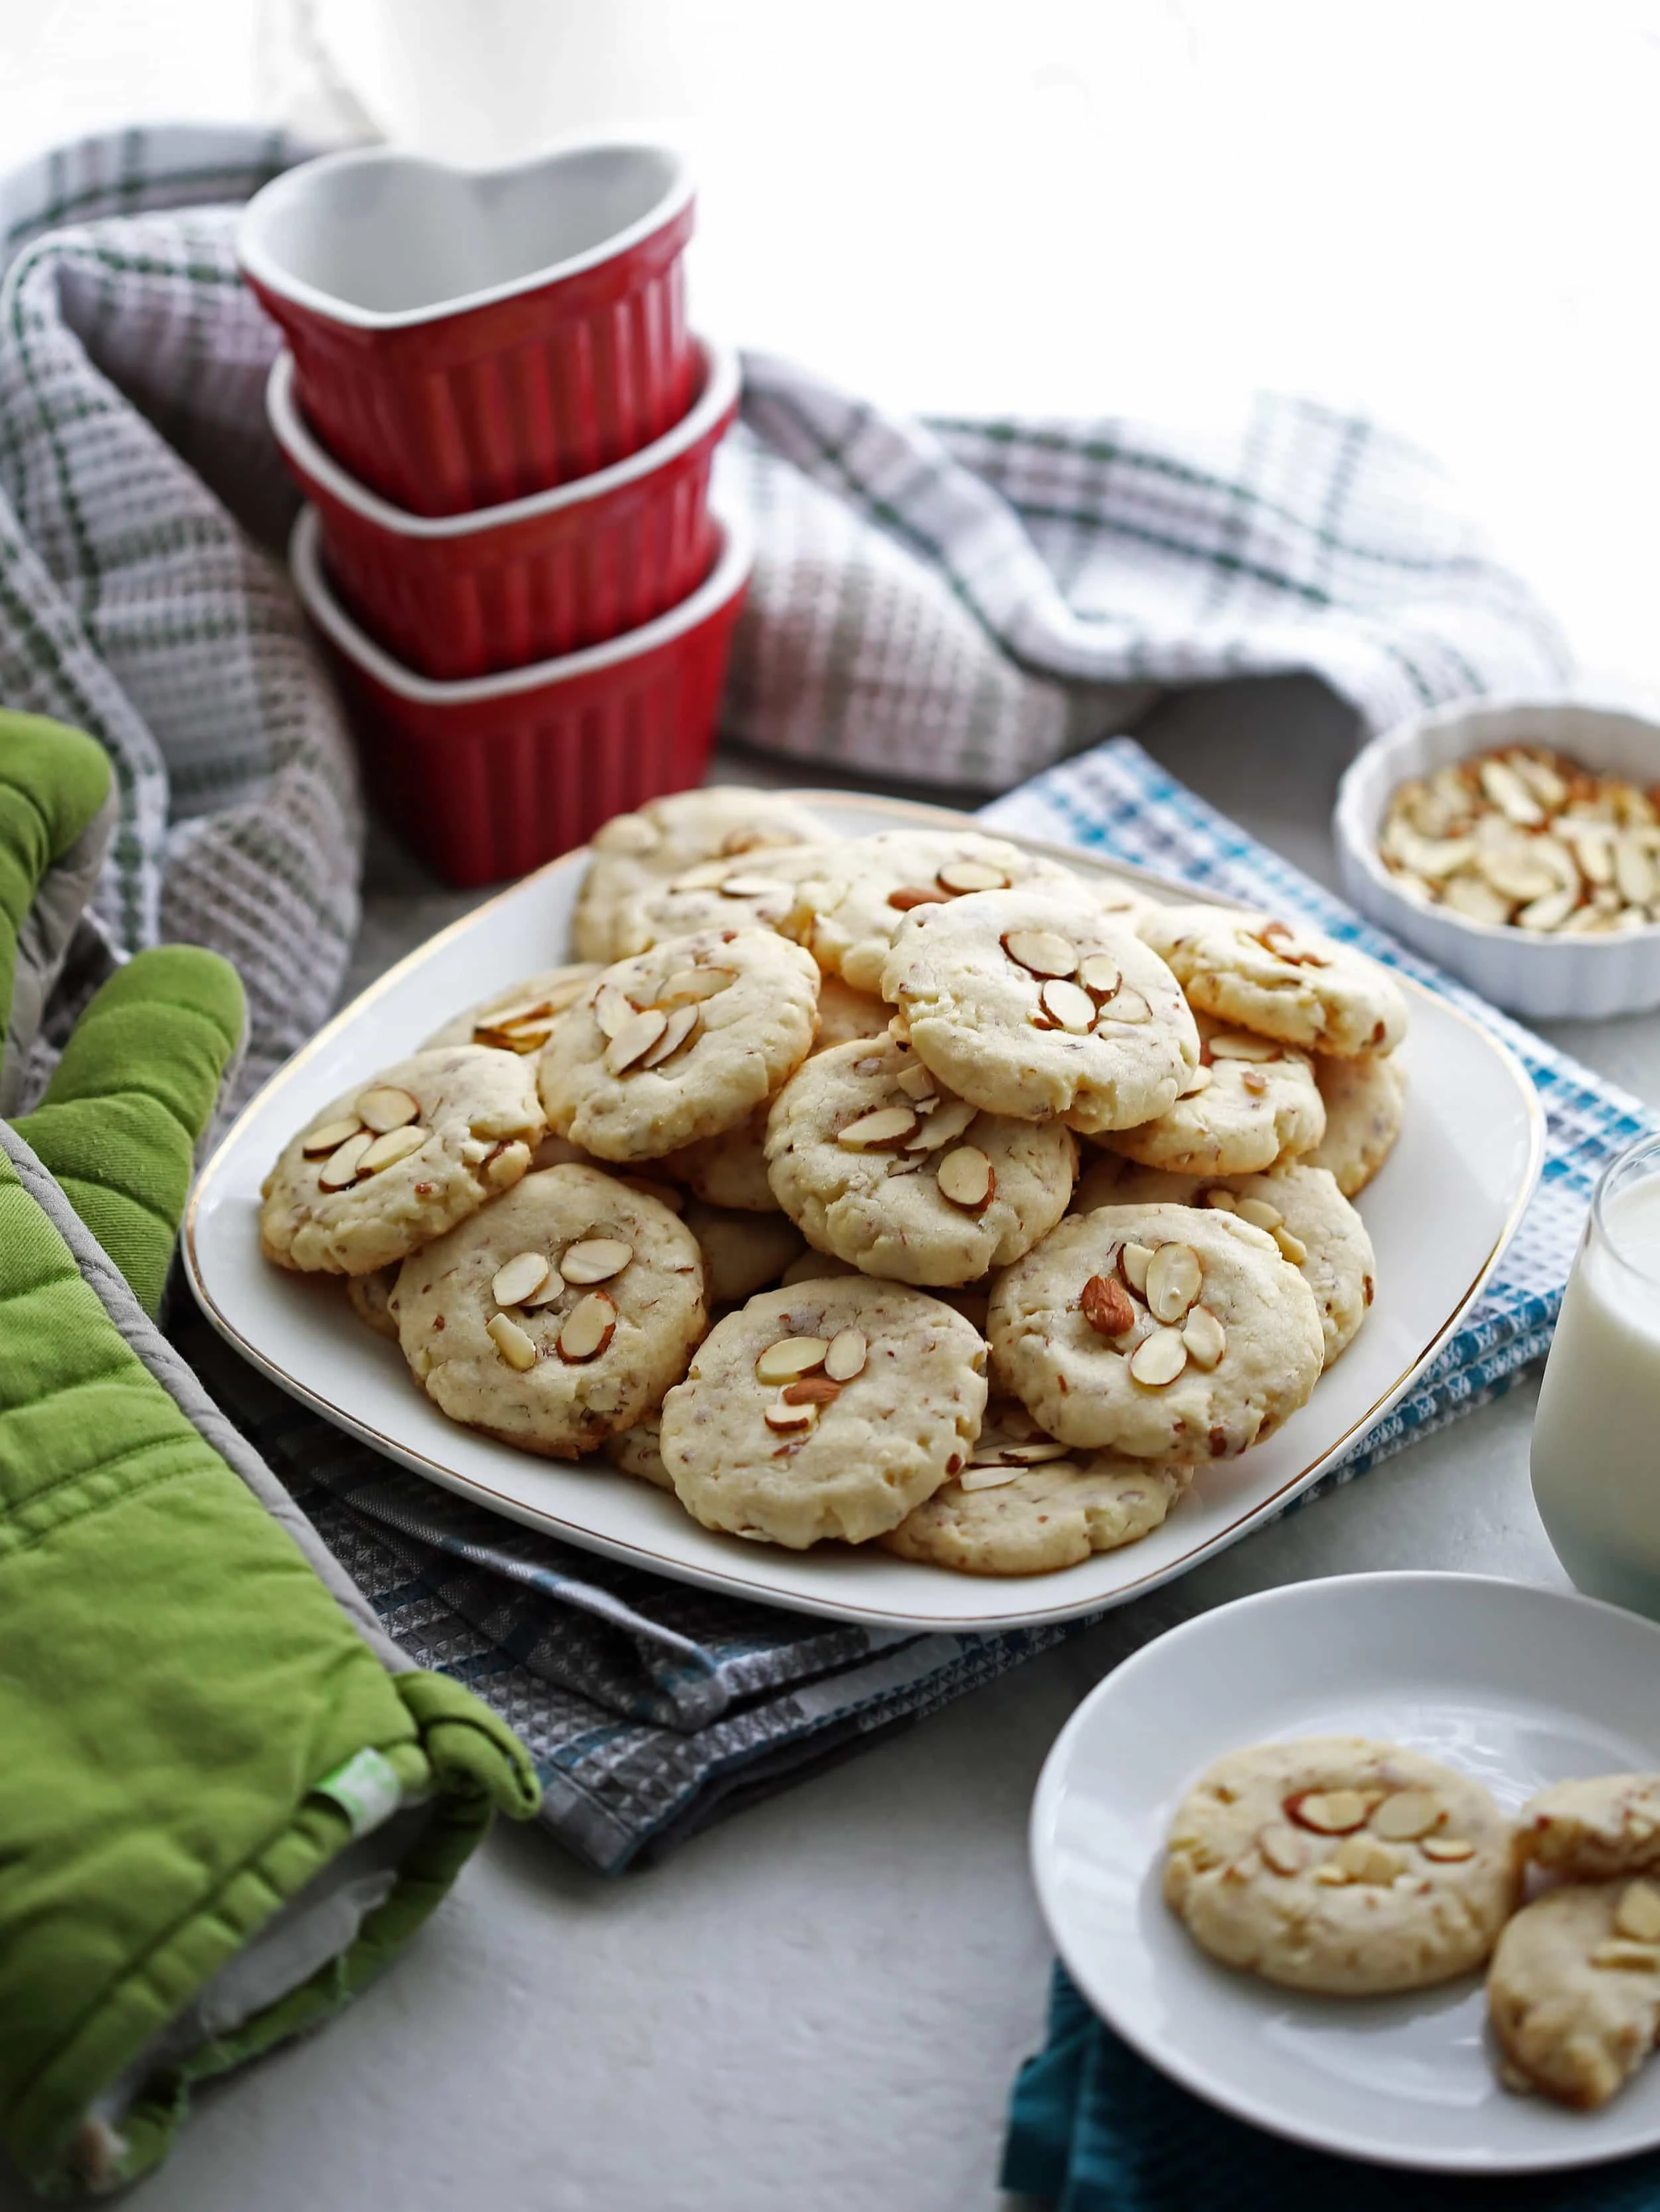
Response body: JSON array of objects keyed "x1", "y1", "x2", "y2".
[
  {"x1": 260, "y1": 1046, "x2": 544, "y2": 1276},
  {"x1": 681, "y1": 1199, "x2": 805, "y2": 1306},
  {"x1": 422, "y1": 965, "x2": 599, "y2": 1054},
  {"x1": 572, "y1": 787, "x2": 827, "y2": 962},
  {"x1": 988, "y1": 1201, "x2": 1323, "y2": 1458},
  {"x1": 1165, "y1": 1736, "x2": 1516, "y2": 1994},
  {"x1": 1515, "y1": 1774, "x2": 1660, "y2": 1881},
  {"x1": 659, "y1": 1278, "x2": 988, "y2": 1547},
  {"x1": 881, "y1": 889, "x2": 1200, "y2": 1133},
  {"x1": 1103, "y1": 1017, "x2": 1324, "y2": 1175},
  {"x1": 1075, "y1": 1157, "x2": 1375, "y2": 1369},
  {"x1": 880, "y1": 1398, "x2": 1189, "y2": 1575},
  {"x1": 793, "y1": 829, "x2": 1076, "y2": 992},
  {"x1": 765, "y1": 1033, "x2": 1077, "y2": 1286},
  {"x1": 395, "y1": 1163, "x2": 705, "y2": 1458},
  {"x1": 539, "y1": 927, "x2": 819, "y2": 1162},
  {"x1": 1489, "y1": 1881, "x2": 1660, "y2": 2108},
  {"x1": 1137, "y1": 903, "x2": 1409, "y2": 1057},
  {"x1": 1305, "y1": 1050, "x2": 1408, "y2": 1196}
]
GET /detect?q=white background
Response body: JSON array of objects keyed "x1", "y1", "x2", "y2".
[{"x1": 1, "y1": 0, "x2": 1657, "y2": 683}]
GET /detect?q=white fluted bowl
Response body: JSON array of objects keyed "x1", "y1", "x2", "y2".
[{"x1": 1335, "y1": 699, "x2": 1660, "y2": 1020}]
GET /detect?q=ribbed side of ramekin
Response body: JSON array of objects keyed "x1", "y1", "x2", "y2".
[
  {"x1": 292, "y1": 503, "x2": 751, "y2": 887},
  {"x1": 1335, "y1": 697, "x2": 1660, "y2": 1020},
  {"x1": 250, "y1": 201, "x2": 696, "y2": 515}
]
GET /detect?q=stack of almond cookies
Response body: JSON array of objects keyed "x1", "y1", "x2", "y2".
[{"x1": 258, "y1": 788, "x2": 1410, "y2": 1578}]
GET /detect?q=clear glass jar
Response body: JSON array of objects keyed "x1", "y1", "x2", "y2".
[{"x1": 1533, "y1": 1132, "x2": 1660, "y2": 1616}]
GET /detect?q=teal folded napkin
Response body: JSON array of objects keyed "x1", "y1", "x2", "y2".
[{"x1": 1003, "y1": 1966, "x2": 1660, "y2": 2209}]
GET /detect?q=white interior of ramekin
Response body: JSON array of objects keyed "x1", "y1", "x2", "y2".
[
  {"x1": 240, "y1": 141, "x2": 693, "y2": 327},
  {"x1": 267, "y1": 337, "x2": 738, "y2": 536},
  {"x1": 1336, "y1": 697, "x2": 1660, "y2": 946},
  {"x1": 290, "y1": 493, "x2": 752, "y2": 703}
]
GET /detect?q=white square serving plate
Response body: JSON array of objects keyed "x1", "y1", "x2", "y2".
[{"x1": 184, "y1": 793, "x2": 1544, "y2": 1633}]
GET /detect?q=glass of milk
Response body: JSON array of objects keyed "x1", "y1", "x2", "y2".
[{"x1": 1533, "y1": 1133, "x2": 1660, "y2": 1614}]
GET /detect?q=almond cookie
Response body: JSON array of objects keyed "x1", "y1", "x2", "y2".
[
  {"x1": 1515, "y1": 1774, "x2": 1660, "y2": 1881},
  {"x1": 881, "y1": 889, "x2": 1200, "y2": 1134},
  {"x1": 659, "y1": 1102, "x2": 780, "y2": 1211},
  {"x1": 539, "y1": 927, "x2": 819, "y2": 1163},
  {"x1": 422, "y1": 965, "x2": 599, "y2": 1053},
  {"x1": 1075, "y1": 1158, "x2": 1375, "y2": 1369},
  {"x1": 880, "y1": 1398, "x2": 1189, "y2": 1575},
  {"x1": 608, "y1": 841, "x2": 839, "y2": 960},
  {"x1": 1305, "y1": 1049, "x2": 1408, "y2": 1196},
  {"x1": 347, "y1": 1266, "x2": 402, "y2": 1341},
  {"x1": 572, "y1": 787, "x2": 827, "y2": 962},
  {"x1": 988, "y1": 1202, "x2": 1323, "y2": 1458},
  {"x1": 1165, "y1": 1737, "x2": 1516, "y2": 1995},
  {"x1": 260, "y1": 1046, "x2": 544, "y2": 1276},
  {"x1": 1489, "y1": 1882, "x2": 1660, "y2": 2108},
  {"x1": 682, "y1": 1199, "x2": 805, "y2": 1306},
  {"x1": 765, "y1": 1034, "x2": 1077, "y2": 1287},
  {"x1": 394, "y1": 1163, "x2": 705, "y2": 1458},
  {"x1": 1103, "y1": 1017, "x2": 1324, "y2": 1175},
  {"x1": 813, "y1": 972, "x2": 893, "y2": 1051},
  {"x1": 1137, "y1": 903, "x2": 1408, "y2": 1057},
  {"x1": 604, "y1": 1412, "x2": 673, "y2": 1490},
  {"x1": 793, "y1": 830, "x2": 1076, "y2": 993},
  {"x1": 659, "y1": 1278, "x2": 989, "y2": 1547}
]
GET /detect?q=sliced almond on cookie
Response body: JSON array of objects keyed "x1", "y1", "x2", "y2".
[
  {"x1": 936, "y1": 1145, "x2": 994, "y2": 1210},
  {"x1": 606, "y1": 1008, "x2": 669, "y2": 1074},
  {"x1": 755, "y1": 1335, "x2": 830, "y2": 1385},
  {"x1": 560, "y1": 1238, "x2": 633, "y2": 1284},
  {"x1": 491, "y1": 1250, "x2": 551, "y2": 1308},
  {"x1": 838, "y1": 1105, "x2": 918, "y2": 1149},
  {"x1": 317, "y1": 1131, "x2": 373, "y2": 1189},
  {"x1": 1129, "y1": 1327, "x2": 1187, "y2": 1386},
  {"x1": 1003, "y1": 928, "x2": 1078, "y2": 978},
  {"x1": 823, "y1": 1327, "x2": 868, "y2": 1382},
  {"x1": 639, "y1": 1005, "x2": 699, "y2": 1068},
  {"x1": 486, "y1": 1312, "x2": 539, "y2": 1371},
  {"x1": 1145, "y1": 1242, "x2": 1202, "y2": 1324},
  {"x1": 358, "y1": 1126, "x2": 428, "y2": 1175},
  {"x1": 937, "y1": 859, "x2": 1009, "y2": 893},
  {"x1": 302, "y1": 1116, "x2": 364, "y2": 1156},
  {"x1": 1181, "y1": 1304, "x2": 1226, "y2": 1369},
  {"x1": 558, "y1": 1292, "x2": 616, "y2": 1362},
  {"x1": 356, "y1": 1085, "x2": 420, "y2": 1133}
]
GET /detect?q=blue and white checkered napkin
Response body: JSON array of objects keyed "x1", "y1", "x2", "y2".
[{"x1": 180, "y1": 738, "x2": 1652, "y2": 1876}]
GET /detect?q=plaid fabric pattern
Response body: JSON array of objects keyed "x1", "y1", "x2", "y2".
[
  {"x1": 177, "y1": 737, "x2": 1652, "y2": 1875},
  {"x1": 0, "y1": 125, "x2": 359, "y2": 1105},
  {"x1": 721, "y1": 355, "x2": 1570, "y2": 790}
]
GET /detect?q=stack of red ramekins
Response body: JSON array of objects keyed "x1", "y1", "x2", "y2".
[{"x1": 239, "y1": 141, "x2": 750, "y2": 887}]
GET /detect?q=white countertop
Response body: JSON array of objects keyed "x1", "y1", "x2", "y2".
[{"x1": 9, "y1": 675, "x2": 1630, "y2": 2212}]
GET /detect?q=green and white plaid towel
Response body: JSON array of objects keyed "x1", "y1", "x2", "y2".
[
  {"x1": 0, "y1": 124, "x2": 1567, "y2": 1111},
  {"x1": 1, "y1": 123, "x2": 1596, "y2": 1873}
]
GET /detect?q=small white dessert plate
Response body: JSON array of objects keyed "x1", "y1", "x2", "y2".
[
  {"x1": 185, "y1": 795, "x2": 1542, "y2": 1634},
  {"x1": 1031, "y1": 1572, "x2": 1660, "y2": 2173}
]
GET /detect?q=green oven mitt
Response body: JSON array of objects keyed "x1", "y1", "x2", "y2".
[{"x1": 0, "y1": 716, "x2": 540, "y2": 2198}]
